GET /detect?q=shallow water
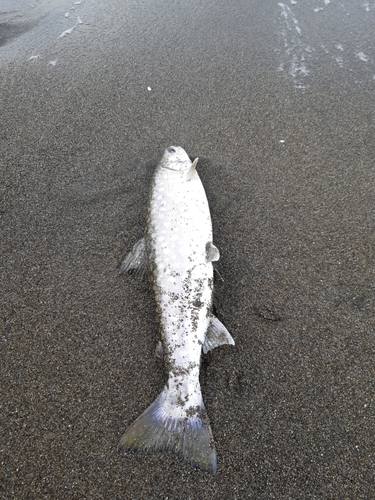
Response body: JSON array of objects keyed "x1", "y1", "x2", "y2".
[
  {"x1": 1, "y1": 0, "x2": 374, "y2": 86},
  {"x1": 0, "y1": 0, "x2": 83, "y2": 63}
]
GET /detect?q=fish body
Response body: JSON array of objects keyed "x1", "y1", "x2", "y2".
[{"x1": 118, "y1": 147, "x2": 234, "y2": 474}]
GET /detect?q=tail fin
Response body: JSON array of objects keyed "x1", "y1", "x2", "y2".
[{"x1": 118, "y1": 386, "x2": 217, "y2": 474}]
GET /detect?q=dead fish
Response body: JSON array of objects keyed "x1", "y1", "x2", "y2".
[{"x1": 117, "y1": 146, "x2": 234, "y2": 474}]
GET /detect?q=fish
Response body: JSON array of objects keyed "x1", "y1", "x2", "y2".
[{"x1": 117, "y1": 146, "x2": 235, "y2": 474}]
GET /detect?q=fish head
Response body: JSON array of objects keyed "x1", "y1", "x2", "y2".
[{"x1": 161, "y1": 146, "x2": 193, "y2": 172}]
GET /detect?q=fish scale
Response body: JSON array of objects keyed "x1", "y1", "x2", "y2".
[{"x1": 118, "y1": 146, "x2": 235, "y2": 474}]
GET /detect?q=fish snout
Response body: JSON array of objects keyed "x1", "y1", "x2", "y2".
[{"x1": 162, "y1": 146, "x2": 192, "y2": 171}]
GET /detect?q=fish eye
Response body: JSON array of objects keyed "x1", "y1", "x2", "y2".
[{"x1": 167, "y1": 147, "x2": 176, "y2": 153}]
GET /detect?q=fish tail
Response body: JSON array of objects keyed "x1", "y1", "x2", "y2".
[{"x1": 118, "y1": 386, "x2": 217, "y2": 474}]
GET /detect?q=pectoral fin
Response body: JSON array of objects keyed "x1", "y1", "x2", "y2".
[
  {"x1": 119, "y1": 237, "x2": 147, "y2": 277},
  {"x1": 203, "y1": 315, "x2": 235, "y2": 354},
  {"x1": 187, "y1": 157, "x2": 199, "y2": 181}
]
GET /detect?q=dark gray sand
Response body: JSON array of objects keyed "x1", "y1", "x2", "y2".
[{"x1": 1, "y1": 0, "x2": 375, "y2": 498}]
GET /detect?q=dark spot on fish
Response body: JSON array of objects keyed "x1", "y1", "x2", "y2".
[{"x1": 177, "y1": 396, "x2": 185, "y2": 407}]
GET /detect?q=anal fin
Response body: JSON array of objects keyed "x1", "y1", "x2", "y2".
[
  {"x1": 203, "y1": 314, "x2": 235, "y2": 354},
  {"x1": 119, "y1": 237, "x2": 147, "y2": 277}
]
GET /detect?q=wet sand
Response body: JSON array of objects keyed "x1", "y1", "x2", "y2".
[{"x1": 1, "y1": 0, "x2": 375, "y2": 498}]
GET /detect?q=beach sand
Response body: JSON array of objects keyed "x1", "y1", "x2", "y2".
[{"x1": 1, "y1": 0, "x2": 374, "y2": 498}]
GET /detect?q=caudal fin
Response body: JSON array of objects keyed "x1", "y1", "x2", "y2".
[{"x1": 118, "y1": 387, "x2": 217, "y2": 474}]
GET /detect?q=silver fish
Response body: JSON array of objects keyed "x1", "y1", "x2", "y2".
[{"x1": 118, "y1": 146, "x2": 234, "y2": 474}]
